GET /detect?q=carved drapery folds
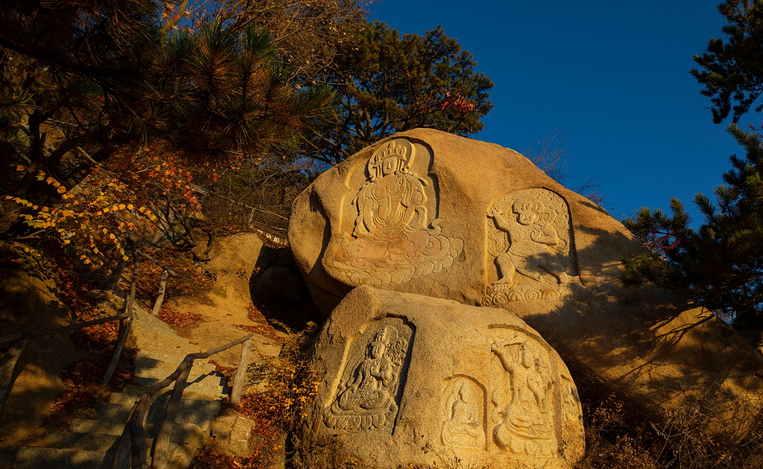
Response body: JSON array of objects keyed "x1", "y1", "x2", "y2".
[
  {"x1": 323, "y1": 139, "x2": 463, "y2": 287},
  {"x1": 484, "y1": 188, "x2": 582, "y2": 304}
]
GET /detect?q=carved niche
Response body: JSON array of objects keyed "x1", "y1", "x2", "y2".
[
  {"x1": 483, "y1": 188, "x2": 582, "y2": 304},
  {"x1": 489, "y1": 330, "x2": 558, "y2": 457},
  {"x1": 439, "y1": 328, "x2": 574, "y2": 460},
  {"x1": 322, "y1": 139, "x2": 463, "y2": 288},
  {"x1": 323, "y1": 319, "x2": 413, "y2": 431},
  {"x1": 441, "y1": 376, "x2": 487, "y2": 450}
]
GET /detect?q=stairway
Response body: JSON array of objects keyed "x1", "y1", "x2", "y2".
[{"x1": 1, "y1": 307, "x2": 230, "y2": 469}]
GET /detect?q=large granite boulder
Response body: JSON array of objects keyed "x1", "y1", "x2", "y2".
[
  {"x1": 289, "y1": 129, "x2": 763, "y2": 431},
  {"x1": 300, "y1": 286, "x2": 585, "y2": 469}
]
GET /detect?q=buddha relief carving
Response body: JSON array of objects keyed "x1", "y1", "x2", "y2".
[
  {"x1": 323, "y1": 139, "x2": 463, "y2": 287},
  {"x1": 441, "y1": 377, "x2": 486, "y2": 450},
  {"x1": 484, "y1": 188, "x2": 582, "y2": 304},
  {"x1": 323, "y1": 322, "x2": 411, "y2": 431},
  {"x1": 490, "y1": 335, "x2": 557, "y2": 457}
]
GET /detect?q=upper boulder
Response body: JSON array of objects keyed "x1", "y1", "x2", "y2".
[{"x1": 289, "y1": 129, "x2": 637, "y2": 313}]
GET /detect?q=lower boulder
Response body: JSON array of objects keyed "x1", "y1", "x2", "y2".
[{"x1": 299, "y1": 286, "x2": 585, "y2": 469}]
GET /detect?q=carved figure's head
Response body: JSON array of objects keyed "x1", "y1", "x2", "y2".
[
  {"x1": 513, "y1": 197, "x2": 544, "y2": 225},
  {"x1": 368, "y1": 140, "x2": 414, "y2": 180},
  {"x1": 370, "y1": 326, "x2": 394, "y2": 358},
  {"x1": 521, "y1": 343, "x2": 533, "y2": 368}
]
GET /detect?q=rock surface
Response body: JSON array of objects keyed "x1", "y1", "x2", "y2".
[
  {"x1": 289, "y1": 128, "x2": 763, "y2": 432},
  {"x1": 300, "y1": 286, "x2": 585, "y2": 469}
]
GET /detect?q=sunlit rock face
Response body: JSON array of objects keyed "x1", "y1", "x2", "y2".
[
  {"x1": 299, "y1": 286, "x2": 585, "y2": 469},
  {"x1": 289, "y1": 128, "x2": 763, "y2": 435}
]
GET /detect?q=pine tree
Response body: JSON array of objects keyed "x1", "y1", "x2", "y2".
[
  {"x1": 304, "y1": 21, "x2": 494, "y2": 166},
  {"x1": 625, "y1": 1, "x2": 763, "y2": 328}
]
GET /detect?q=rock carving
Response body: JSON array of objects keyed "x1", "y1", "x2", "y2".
[
  {"x1": 484, "y1": 188, "x2": 581, "y2": 303},
  {"x1": 323, "y1": 139, "x2": 463, "y2": 287},
  {"x1": 490, "y1": 335, "x2": 556, "y2": 456},
  {"x1": 324, "y1": 324, "x2": 409, "y2": 430},
  {"x1": 441, "y1": 377, "x2": 486, "y2": 450}
]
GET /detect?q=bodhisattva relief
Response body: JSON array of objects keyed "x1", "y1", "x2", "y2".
[
  {"x1": 490, "y1": 335, "x2": 557, "y2": 456},
  {"x1": 322, "y1": 139, "x2": 463, "y2": 287},
  {"x1": 483, "y1": 188, "x2": 582, "y2": 304},
  {"x1": 324, "y1": 323, "x2": 411, "y2": 431},
  {"x1": 441, "y1": 377, "x2": 486, "y2": 450}
]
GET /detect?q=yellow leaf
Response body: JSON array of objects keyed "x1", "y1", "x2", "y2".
[
  {"x1": 112, "y1": 205, "x2": 119, "y2": 211},
  {"x1": 83, "y1": 258, "x2": 91, "y2": 265},
  {"x1": 16, "y1": 165, "x2": 25, "y2": 172},
  {"x1": 103, "y1": 207, "x2": 109, "y2": 213},
  {"x1": 127, "y1": 204, "x2": 134, "y2": 210},
  {"x1": 149, "y1": 215, "x2": 157, "y2": 221},
  {"x1": 119, "y1": 204, "x2": 126, "y2": 210},
  {"x1": 138, "y1": 206, "x2": 146, "y2": 213}
]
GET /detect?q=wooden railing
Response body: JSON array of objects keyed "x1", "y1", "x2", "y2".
[
  {"x1": 110, "y1": 333, "x2": 254, "y2": 469},
  {"x1": 1, "y1": 241, "x2": 256, "y2": 469},
  {"x1": 0, "y1": 240, "x2": 140, "y2": 419}
]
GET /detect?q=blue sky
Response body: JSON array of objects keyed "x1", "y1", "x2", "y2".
[{"x1": 369, "y1": 1, "x2": 753, "y2": 224}]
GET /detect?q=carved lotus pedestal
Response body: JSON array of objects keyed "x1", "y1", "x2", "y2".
[{"x1": 299, "y1": 286, "x2": 585, "y2": 469}]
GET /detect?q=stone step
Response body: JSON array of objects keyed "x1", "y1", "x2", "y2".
[
  {"x1": 132, "y1": 373, "x2": 226, "y2": 398},
  {"x1": 98, "y1": 391, "x2": 221, "y2": 430},
  {"x1": 92, "y1": 401, "x2": 134, "y2": 423},
  {"x1": 31, "y1": 431, "x2": 119, "y2": 453},
  {"x1": 134, "y1": 356, "x2": 217, "y2": 378},
  {"x1": 118, "y1": 385, "x2": 222, "y2": 404},
  {"x1": 70, "y1": 395, "x2": 220, "y2": 441},
  {"x1": 131, "y1": 328, "x2": 199, "y2": 358},
  {"x1": 0, "y1": 446, "x2": 112, "y2": 469},
  {"x1": 68, "y1": 418, "x2": 126, "y2": 437},
  {"x1": 145, "y1": 397, "x2": 221, "y2": 431}
]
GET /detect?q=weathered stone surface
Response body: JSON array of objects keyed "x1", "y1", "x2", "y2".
[
  {"x1": 210, "y1": 415, "x2": 255, "y2": 457},
  {"x1": 300, "y1": 286, "x2": 585, "y2": 469},
  {"x1": 289, "y1": 129, "x2": 763, "y2": 432}
]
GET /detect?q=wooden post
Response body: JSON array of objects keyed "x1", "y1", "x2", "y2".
[
  {"x1": 101, "y1": 316, "x2": 133, "y2": 385},
  {"x1": 151, "y1": 270, "x2": 169, "y2": 316},
  {"x1": 230, "y1": 338, "x2": 252, "y2": 405},
  {"x1": 0, "y1": 338, "x2": 27, "y2": 420},
  {"x1": 152, "y1": 359, "x2": 193, "y2": 469},
  {"x1": 129, "y1": 396, "x2": 152, "y2": 469},
  {"x1": 102, "y1": 240, "x2": 138, "y2": 385},
  {"x1": 107, "y1": 257, "x2": 127, "y2": 293}
]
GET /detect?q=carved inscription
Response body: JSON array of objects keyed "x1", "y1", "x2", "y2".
[
  {"x1": 484, "y1": 188, "x2": 581, "y2": 304},
  {"x1": 441, "y1": 377, "x2": 486, "y2": 450},
  {"x1": 323, "y1": 139, "x2": 463, "y2": 287},
  {"x1": 324, "y1": 322, "x2": 411, "y2": 430},
  {"x1": 490, "y1": 334, "x2": 557, "y2": 456}
]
